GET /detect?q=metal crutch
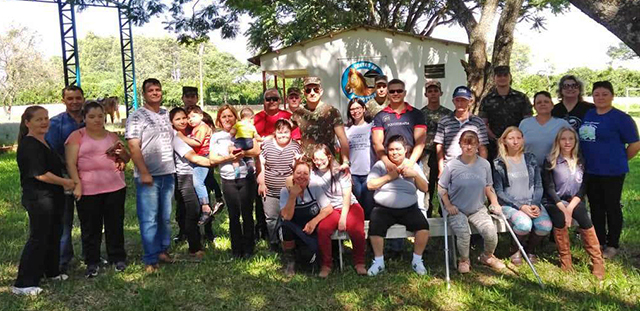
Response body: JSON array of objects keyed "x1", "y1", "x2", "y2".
[
  {"x1": 443, "y1": 211, "x2": 451, "y2": 289},
  {"x1": 500, "y1": 213, "x2": 545, "y2": 288}
]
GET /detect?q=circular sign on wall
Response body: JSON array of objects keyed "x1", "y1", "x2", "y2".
[{"x1": 340, "y1": 61, "x2": 384, "y2": 101}]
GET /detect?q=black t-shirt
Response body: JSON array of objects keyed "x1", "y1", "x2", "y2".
[
  {"x1": 551, "y1": 101, "x2": 595, "y2": 131},
  {"x1": 17, "y1": 136, "x2": 64, "y2": 200}
]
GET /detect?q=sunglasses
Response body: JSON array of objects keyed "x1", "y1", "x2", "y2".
[
  {"x1": 265, "y1": 97, "x2": 280, "y2": 102},
  {"x1": 562, "y1": 84, "x2": 579, "y2": 90},
  {"x1": 388, "y1": 89, "x2": 404, "y2": 94},
  {"x1": 305, "y1": 87, "x2": 320, "y2": 94}
]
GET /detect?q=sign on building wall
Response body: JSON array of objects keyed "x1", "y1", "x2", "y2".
[
  {"x1": 340, "y1": 60, "x2": 384, "y2": 101},
  {"x1": 424, "y1": 64, "x2": 446, "y2": 79}
]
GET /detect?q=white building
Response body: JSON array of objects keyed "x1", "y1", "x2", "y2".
[{"x1": 249, "y1": 26, "x2": 468, "y2": 113}]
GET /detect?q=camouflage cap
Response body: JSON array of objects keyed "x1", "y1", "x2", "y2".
[
  {"x1": 494, "y1": 65, "x2": 510, "y2": 75},
  {"x1": 425, "y1": 80, "x2": 441, "y2": 91},
  {"x1": 182, "y1": 86, "x2": 198, "y2": 96},
  {"x1": 287, "y1": 87, "x2": 301, "y2": 96},
  {"x1": 374, "y1": 75, "x2": 388, "y2": 84},
  {"x1": 303, "y1": 76, "x2": 322, "y2": 87}
]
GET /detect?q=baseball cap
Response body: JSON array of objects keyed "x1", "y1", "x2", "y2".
[
  {"x1": 452, "y1": 86, "x2": 473, "y2": 99},
  {"x1": 425, "y1": 80, "x2": 441, "y2": 91},
  {"x1": 494, "y1": 65, "x2": 510, "y2": 75},
  {"x1": 374, "y1": 75, "x2": 388, "y2": 84},
  {"x1": 287, "y1": 87, "x2": 301, "y2": 96},
  {"x1": 182, "y1": 86, "x2": 198, "y2": 96},
  {"x1": 303, "y1": 77, "x2": 322, "y2": 87}
]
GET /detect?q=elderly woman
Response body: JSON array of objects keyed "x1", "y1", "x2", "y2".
[
  {"x1": 519, "y1": 91, "x2": 570, "y2": 167},
  {"x1": 280, "y1": 160, "x2": 334, "y2": 276},
  {"x1": 438, "y1": 130, "x2": 505, "y2": 274},
  {"x1": 366, "y1": 135, "x2": 430, "y2": 276},
  {"x1": 493, "y1": 126, "x2": 552, "y2": 265},
  {"x1": 66, "y1": 101, "x2": 130, "y2": 278},
  {"x1": 13, "y1": 106, "x2": 75, "y2": 296},
  {"x1": 543, "y1": 127, "x2": 604, "y2": 279},
  {"x1": 209, "y1": 105, "x2": 261, "y2": 259},
  {"x1": 552, "y1": 75, "x2": 594, "y2": 130},
  {"x1": 579, "y1": 81, "x2": 640, "y2": 259}
]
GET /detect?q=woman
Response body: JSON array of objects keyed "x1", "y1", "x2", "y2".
[
  {"x1": 543, "y1": 127, "x2": 604, "y2": 279},
  {"x1": 579, "y1": 81, "x2": 640, "y2": 259},
  {"x1": 519, "y1": 91, "x2": 570, "y2": 167},
  {"x1": 209, "y1": 105, "x2": 261, "y2": 258},
  {"x1": 280, "y1": 160, "x2": 334, "y2": 276},
  {"x1": 258, "y1": 119, "x2": 301, "y2": 250},
  {"x1": 13, "y1": 106, "x2": 75, "y2": 296},
  {"x1": 493, "y1": 126, "x2": 552, "y2": 266},
  {"x1": 552, "y1": 75, "x2": 594, "y2": 130},
  {"x1": 312, "y1": 144, "x2": 366, "y2": 277},
  {"x1": 438, "y1": 130, "x2": 505, "y2": 274},
  {"x1": 366, "y1": 135, "x2": 430, "y2": 276},
  {"x1": 171, "y1": 107, "x2": 215, "y2": 259},
  {"x1": 345, "y1": 98, "x2": 374, "y2": 218},
  {"x1": 65, "y1": 101, "x2": 130, "y2": 278}
]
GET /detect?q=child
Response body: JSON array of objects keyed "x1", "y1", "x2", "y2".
[
  {"x1": 229, "y1": 107, "x2": 261, "y2": 176},
  {"x1": 178, "y1": 105, "x2": 214, "y2": 225}
]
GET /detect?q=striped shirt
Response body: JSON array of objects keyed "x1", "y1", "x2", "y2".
[
  {"x1": 261, "y1": 139, "x2": 301, "y2": 197},
  {"x1": 434, "y1": 114, "x2": 489, "y2": 163}
]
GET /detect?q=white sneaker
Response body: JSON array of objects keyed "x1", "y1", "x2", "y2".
[
  {"x1": 412, "y1": 260, "x2": 427, "y2": 276},
  {"x1": 50, "y1": 274, "x2": 69, "y2": 281},
  {"x1": 11, "y1": 286, "x2": 43, "y2": 296},
  {"x1": 367, "y1": 260, "x2": 385, "y2": 276}
]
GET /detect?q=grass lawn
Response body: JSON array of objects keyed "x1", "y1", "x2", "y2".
[{"x1": 0, "y1": 152, "x2": 638, "y2": 311}]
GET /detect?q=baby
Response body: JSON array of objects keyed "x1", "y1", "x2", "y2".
[{"x1": 229, "y1": 107, "x2": 261, "y2": 175}]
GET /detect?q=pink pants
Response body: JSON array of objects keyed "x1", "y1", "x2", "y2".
[{"x1": 317, "y1": 203, "x2": 366, "y2": 268}]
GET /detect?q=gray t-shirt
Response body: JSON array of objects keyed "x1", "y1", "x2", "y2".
[
  {"x1": 125, "y1": 106, "x2": 175, "y2": 177},
  {"x1": 439, "y1": 156, "x2": 492, "y2": 215},
  {"x1": 519, "y1": 117, "x2": 570, "y2": 167},
  {"x1": 506, "y1": 155, "x2": 531, "y2": 206},
  {"x1": 367, "y1": 160, "x2": 427, "y2": 209},
  {"x1": 173, "y1": 132, "x2": 194, "y2": 176},
  {"x1": 279, "y1": 185, "x2": 332, "y2": 211},
  {"x1": 310, "y1": 169, "x2": 357, "y2": 209}
]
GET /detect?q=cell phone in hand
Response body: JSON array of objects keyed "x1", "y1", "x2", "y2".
[
  {"x1": 232, "y1": 148, "x2": 242, "y2": 155},
  {"x1": 105, "y1": 141, "x2": 123, "y2": 155}
]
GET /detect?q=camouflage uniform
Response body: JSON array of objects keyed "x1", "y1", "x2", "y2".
[
  {"x1": 419, "y1": 104, "x2": 452, "y2": 217},
  {"x1": 292, "y1": 101, "x2": 344, "y2": 156},
  {"x1": 479, "y1": 88, "x2": 532, "y2": 159},
  {"x1": 365, "y1": 97, "x2": 390, "y2": 120}
]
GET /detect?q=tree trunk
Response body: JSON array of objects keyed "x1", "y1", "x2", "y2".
[{"x1": 569, "y1": 0, "x2": 640, "y2": 57}]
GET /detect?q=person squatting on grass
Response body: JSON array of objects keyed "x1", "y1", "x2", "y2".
[
  {"x1": 438, "y1": 130, "x2": 506, "y2": 274},
  {"x1": 542, "y1": 127, "x2": 604, "y2": 280},
  {"x1": 65, "y1": 101, "x2": 130, "y2": 278},
  {"x1": 13, "y1": 106, "x2": 75, "y2": 296},
  {"x1": 492, "y1": 126, "x2": 552, "y2": 266}
]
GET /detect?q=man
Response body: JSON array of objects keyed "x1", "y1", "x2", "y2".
[
  {"x1": 45, "y1": 85, "x2": 85, "y2": 274},
  {"x1": 479, "y1": 65, "x2": 532, "y2": 160},
  {"x1": 254, "y1": 88, "x2": 292, "y2": 138},
  {"x1": 174, "y1": 86, "x2": 224, "y2": 244},
  {"x1": 125, "y1": 78, "x2": 176, "y2": 272},
  {"x1": 365, "y1": 75, "x2": 390, "y2": 120},
  {"x1": 293, "y1": 77, "x2": 350, "y2": 169},
  {"x1": 286, "y1": 87, "x2": 302, "y2": 141},
  {"x1": 420, "y1": 80, "x2": 452, "y2": 217},
  {"x1": 434, "y1": 86, "x2": 489, "y2": 174}
]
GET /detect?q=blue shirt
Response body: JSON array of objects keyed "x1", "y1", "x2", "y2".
[
  {"x1": 45, "y1": 112, "x2": 83, "y2": 157},
  {"x1": 372, "y1": 103, "x2": 426, "y2": 148},
  {"x1": 579, "y1": 108, "x2": 639, "y2": 176}
]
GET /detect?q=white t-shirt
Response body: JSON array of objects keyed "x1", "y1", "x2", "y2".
[
  {"x1": 209, "y1": 131, "x2": 251, "y2": 180},
  {"x1": 345, "y1": 122, "x2": 373, "y2": 175},
  {"x1": 310, "y1": 169, "x2": 357, "y2": 209},
  {"x1": 124, "y1": 107, "x2": 175, "y2": 177}
]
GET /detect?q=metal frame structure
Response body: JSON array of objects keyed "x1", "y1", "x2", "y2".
[{"x1": 13, "y1": 0, "x2": 139, "y2": 115}]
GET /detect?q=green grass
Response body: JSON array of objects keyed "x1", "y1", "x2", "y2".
[{"x1": 0, "y1": 153, "x2": 639, "y2": 311}]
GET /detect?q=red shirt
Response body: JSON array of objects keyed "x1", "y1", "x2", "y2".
[
  {"x1": 189, "y1": 123, "x2": 212, "y2": 156},
  {"x1": 254, "y1": 110, "x2": 292, "y2": 137}
]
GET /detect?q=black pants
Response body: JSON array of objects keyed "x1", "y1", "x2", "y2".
[
  {"x1": 15, "y1": 193, "x2": 64, "y2": 287},
  {"x1": 544, "y1": 200, "x2": 593, "y2": 229},
  {"x1": 175, "y1": 174, "x2": 203, "y2": 253},
  {"x1": 254, "y1": 190, "x2": 267, "y2": 236},
  {"x1": 222, "y1": 177, "x2": 256, "y2": 255},
  {"x1": 587, "y1": 174, "x2": 625, "y2": 248},
  {"x1": 423, "y1": 151, "x2": 439, "y2": 217},
  {"x1": 175, "y1": 167, "x2": 224, "y2": 237},
  {"x1": 76, "y1": 188, "x2": 127, "y2": 265}
]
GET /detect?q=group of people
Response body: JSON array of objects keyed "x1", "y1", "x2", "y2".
[{"x1": 11, "y1": 64, "x2": 640, "y2": 295}]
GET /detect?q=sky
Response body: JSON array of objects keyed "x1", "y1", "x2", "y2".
[{"x1": 1, "y1": 1, "x2": 639, "y2": 75}]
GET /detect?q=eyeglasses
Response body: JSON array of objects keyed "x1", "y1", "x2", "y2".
[
  {"x1": 265, "y1": 97, "x2": 280, "y2": 102},
  {"x1": 562, "y1": 83, "x2": 579, "y2": 90},
  {"x1": 305, "y1": 87, "x2": 320, "y2": 94},
  {"x1": 349, "y1": 106, "x2": 364, "y2": 111},
  {"x1": 388, "y1": 89, "x2": 404, "y2": 94}
]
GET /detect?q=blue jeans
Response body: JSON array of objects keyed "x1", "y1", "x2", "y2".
[
  {"x1": 135, "y1": 174, "x2": 175, "y2": 265},
  {"x1": 191, "y1": 166, "x2": 210, "y2": 205},
  {"x1": 352, "y1": 174, "x2": 374, "y2": 219}
]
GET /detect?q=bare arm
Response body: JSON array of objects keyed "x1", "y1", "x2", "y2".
[
  {"x1": 482, "y1": 117, "x2": 497, "y2": 140},
  {"x1": 177, "y1": 131, "x2": 201, "y2": 148},
  {"x1": 367, "y1": 171, "x2": 397, "y2": 190},
  {"x1": 127, "y1": 138, "x2": 152, "y2": 184},
  {"x1": 304, "y1": 205, "x2": 335, "y2": 234},
  {"x1": 478, "y1": 145, "x2": 488, "y2": 159},
  {"x1": 65, "y1": 142, "x2": 82, "y2": 199},
  {"x1": 485, "y1": 186, "x2": 502, "y2": 214},
  {"x1": 372, "y1": 129, "x2": 386, "y2": 161},
  {"x1": 184, "y1": 151, "x2": 212, "y2": 167},
  {"x1": 35, "y1": 172, "x2": 74, "y2": 190},
  {"x1": 437, "y1": 184, "x2": 458, "y2": 215},
  {"x1": 436, "y1": 143, "x2": 444, "y2": 177},
  {"x1": 627, "y1": 141, "x2": 640, "y2": 160},
  {"x1": 409, "y1": 127, "x2": 426, "y2": 164},
  {"x1": 334, "y1": 124, "x2": 350, "y2": 163},
  {"x1": 280, "y1": 189, "x2": 298, "y2": 221}
]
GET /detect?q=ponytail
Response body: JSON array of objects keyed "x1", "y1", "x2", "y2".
[{"x1": 18, "y1": 106, "x2": 46, "y2": 145}]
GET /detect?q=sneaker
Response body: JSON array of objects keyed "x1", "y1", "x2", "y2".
[
  {"x1": 479, "y1": 253, "x2": 506, "y2": 270},
  {"x1": 603, "y1": 246, "x2": 618, "y2": 259},
  {"x1": 457, "y1": 259, "x2": 471, "y2": 274},
  {"x1": 11, "y1": 286, "x2": 43, "y2": 296},
  {"x1": 85, "y1": 265, "x2": 98, "y2": 278},
  {"x1": 114, "y1": 261, "x2": 127, "y2": 272},
  {"x1": 212, "y1": 201, "x2": 225, "y2": 215},
  {"x1": 412, "y1": 260, "x2": 427, "y2": 276},
  {"x1": 49, "y1": 274, "x2": 69, "y2": 281},
  {"x1": 367, "y1": 260, "x2": 385, "y2": 276}
]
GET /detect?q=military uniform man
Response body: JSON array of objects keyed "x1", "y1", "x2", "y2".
[{"x1": 365, "y1": 75, "x2": 390, "y2": 120}]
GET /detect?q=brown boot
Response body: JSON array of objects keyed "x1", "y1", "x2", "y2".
[
  {"x1": 579, "y1": 227, "x2": 605, "y2": 280},
  {"x1": 553, "y1": 226, "x2": 572, "y2": 271}
]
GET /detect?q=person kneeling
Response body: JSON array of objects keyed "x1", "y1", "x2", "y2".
[
  {"x1": 366, "y1": 135, "x2": 430, "y2": 276},
  {"x1": 438, "y1": 130, "x2": 506, "y2": 273}
]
